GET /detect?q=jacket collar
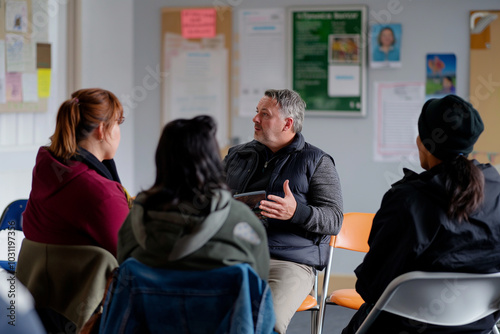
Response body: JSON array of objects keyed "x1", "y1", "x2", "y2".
[
  {"x1": 393, "y1": 165, "x2": 445, "y2": 188},
  {"x1": 73, "y1": 147, "x2": 121, "y2": 183},
  {"x1": 393, "y1": 160, "x2": 485, "y2": 188},
  {"x1": 251, "y1": 132, "x2": 305, "y2": 155}
]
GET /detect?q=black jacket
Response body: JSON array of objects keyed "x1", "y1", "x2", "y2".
[
  {"x1": 344, "y1": 161, "x2": 500, "y2": 334},
  {"x1": 224, "y1": 133, "x2": 343, "y2": 269}
]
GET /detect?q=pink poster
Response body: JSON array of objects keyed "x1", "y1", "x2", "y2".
[
  {"x1": 181, "y1": 8, "x2": 216, "y2": 39},
  {"x1": 6, "y1": 72, "x2": 22, "y2": 102}
]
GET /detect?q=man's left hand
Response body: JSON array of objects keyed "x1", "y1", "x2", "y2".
[{"x1": 259, "y1": 180, "x2": 297, "y2": 220}]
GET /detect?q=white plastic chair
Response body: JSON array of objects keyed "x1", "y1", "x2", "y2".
[{"x1": 356, "y1": 271, "x2": 500, "y2": 334}]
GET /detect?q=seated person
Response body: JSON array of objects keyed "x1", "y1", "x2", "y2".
[
  {"x1": 22, "y1": 88, "x2": 130, "y2": 256},
  {"x1": 118, "y1": 115, "x2": 269, "y2": 280},
  {"x1": 18, "y1": 88, "x2": 130, "y2": 333},
  {"x1": 223, "y1": 89, "x2": 343, "y2": 333},
  {"x1": 343, "y1": 94, "x2": 500, "y2": 333}
]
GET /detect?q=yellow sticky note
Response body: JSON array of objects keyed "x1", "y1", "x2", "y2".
[{"x1": 38, "y1": 68, "x2": 51, "y2": 98}]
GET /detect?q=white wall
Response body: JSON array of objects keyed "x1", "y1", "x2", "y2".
[
  {"x1": 132, "y1": 0, "x2": 500, "y2": 274},
  {"x1": 80, "y1": 0, "x2": 135, "y2": 194}
]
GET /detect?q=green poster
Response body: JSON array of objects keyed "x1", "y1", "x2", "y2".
[{"x1": 289, "y1": 6, "x2": 367, "y2": 116}]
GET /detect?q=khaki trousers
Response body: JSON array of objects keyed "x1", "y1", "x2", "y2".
[{"x1": 268, "y1": 258, "x2": 315, "y2": 334}]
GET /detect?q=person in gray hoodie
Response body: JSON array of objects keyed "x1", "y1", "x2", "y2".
[{"x1": 117, "y1": 115, "x2": 270, "y2": 280}]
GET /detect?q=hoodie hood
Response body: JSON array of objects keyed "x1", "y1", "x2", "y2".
[
  {"x1": 30, "y1": 147, "x2": 90, "y2": 200},
  {"x1": 131, "y1": 189, "x2": 232, "y2": 261}
]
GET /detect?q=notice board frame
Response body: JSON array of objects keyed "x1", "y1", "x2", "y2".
[{"x1": 288, "y1": 5, "x2": 367, "y2": 117}]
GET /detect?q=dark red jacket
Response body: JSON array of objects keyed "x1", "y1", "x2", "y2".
[{"x1": 23, "y1": 147, "x2": 129, "y2": 256}]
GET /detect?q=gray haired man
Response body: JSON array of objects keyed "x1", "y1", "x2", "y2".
[{"x1": 224, "y1": 89, "x2": 344, "y2": 333}]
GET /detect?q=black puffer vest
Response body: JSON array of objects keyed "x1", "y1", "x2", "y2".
[{"x1": 224, "y1": 133, "x2": 331, "y2": 269}]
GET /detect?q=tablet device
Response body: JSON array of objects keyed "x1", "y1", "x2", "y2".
[{"x1": 233, "y1": 190, "x2": 266, "y2": 219}]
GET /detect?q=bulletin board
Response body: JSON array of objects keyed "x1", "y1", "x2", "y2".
[
  {"x1": 161, "y1": 6, "x2": 232, "y2": 148},
  {"x1": 0, "y1": 0, "x2": 50, "y2": 113},
  {"x1": 469, "y1": 10, "x2": 500, "y2": 166},
  {"x1": 288, "y1": 6, "x2": 367, "y2": 117}
]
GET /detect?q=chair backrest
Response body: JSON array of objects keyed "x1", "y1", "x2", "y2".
[
  {"x1": 356, "y1": 271, "x2": 500, "y2": 334},
  {"x1": 332, "y1": 212, "x2": 375, "y2": 252},
  {"x1": 0, "y1": 199, "x2": 28, "y2": 231},
  {"x1": 16, "y1": 239, "x2": 118, "y2": 331},
  {"x1": 99, "y1": 259, "x2": 275, "y2": 334}
]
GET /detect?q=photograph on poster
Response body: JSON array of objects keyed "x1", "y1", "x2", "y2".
[
  {"x1": 426, "y1": 53, "x2": 456, "y2": 99},
  {"x1": 370, "y1": 23, "x2": 402, "y2": 68},
  {"x1": 328, "y1": 34, "x2": 360, "y2": 63}
]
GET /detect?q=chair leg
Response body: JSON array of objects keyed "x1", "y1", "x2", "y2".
[
  {"x1": 310, "y1": 309, "x2": 318, "y2": 334},
  {"x1": 316, "y1": 248, "x2": 334, "y2": 334},
  {"x1": 493, "y1": 323, "x2": 500, "y2": 334}
]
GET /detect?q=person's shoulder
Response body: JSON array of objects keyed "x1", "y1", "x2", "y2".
[
  {"x1": 226, "y1": 141, "x2": 260, "y2": 161},
  {"x1": 228, "y1": 141, "x2": 258, "y2": 152},
  {"x1": 72, "y1": 169, "x2": 126, "y2": 202},
  {"x1": 302, "y1": 140, "x2": 333, "y2": 160},
  {"x1": 476, "y1": 161, "x2": 500, "y2": 182}
]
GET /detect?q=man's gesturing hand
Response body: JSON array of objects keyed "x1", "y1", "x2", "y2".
[{"x1": 259, "y1": 180, "x2": 297, "y2": 220}]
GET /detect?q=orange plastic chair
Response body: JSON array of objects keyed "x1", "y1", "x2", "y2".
[
  {"x1": 296, "y1": 212, "x2": 375, "y2": 334},
  {"x1": 314, "y1": 212, "x2": 374, "y2": 334}
]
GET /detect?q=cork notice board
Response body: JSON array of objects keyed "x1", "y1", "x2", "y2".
[
  {"x1": 469, "y1": 10, "x2": 500, "y2": 167},
  {"x1": 161, "y1": 7, "x2": 232, "y2": 149},
  {"x1": 0, "y1": 0, "x2": 49, "y2": 113}
]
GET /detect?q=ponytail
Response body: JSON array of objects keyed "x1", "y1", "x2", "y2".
[
  {"x1": 443, "y1": 155, "x2": 484, "y2": 222},
  {"x1": 47, "y1": 88, "x2": 123, "y2": 161},
  {"x1": 48, "y1": 98, "x2": 82, "y2": 160}
]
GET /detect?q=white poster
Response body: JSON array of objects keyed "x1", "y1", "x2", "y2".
[
  {"x1": 6, "y1": 33, "x2": 25, "y2": 72},
  {"x1": 170, "y1": 49, "x2": 228, "y2": 147},
  {"x1": 374, "y1": 82, "x2": 425, "y2": 162},
  {"x1": 22, "y1": 72, "x2": 38, "y2": 102},
  {"x1": 238, "y1": 8, "x2": 286, "y2": 117},
  {"x1": 31, "y1": 0, "x2": 50, "y2": 42},
  {"x1": 5, "y1": 0, "x2": 28, "y2": 33},
  {"x1": 328, "y1": 65, "x2": 360, "y2": 97}
]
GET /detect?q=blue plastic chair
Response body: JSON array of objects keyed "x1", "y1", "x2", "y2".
[
  {"x1": 0, "y1": 199, "x2": 28, "y2": 231},
  {"x1": 0, "y1": 199, "x2": 28, "y2": 273}
]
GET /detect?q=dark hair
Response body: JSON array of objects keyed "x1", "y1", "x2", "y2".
[
  {"x1": 143, "y1": 115, "x2": 228, "y2": 210},
  {"x1": 443, "y1": 155, "x2": 484, "y2": 222},
  {"x1": 377, "y1": 27, "x2": 395, "y2": 46},
  {"x1": 48, "y1": 88, "x2": 123, "y2": 161}
]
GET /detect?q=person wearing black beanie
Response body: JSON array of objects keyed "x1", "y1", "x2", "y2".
[
  {"x1": 418, "y1": 94, "x2": 484, "y2": 162},
  {"x1": 343, "y1": 95, "x2": 500, "y2": 334}
]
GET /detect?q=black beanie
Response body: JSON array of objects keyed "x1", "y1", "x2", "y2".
[{"x1": 417, "y1": 94, "x2": 484, "y2": 161}]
